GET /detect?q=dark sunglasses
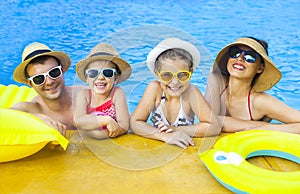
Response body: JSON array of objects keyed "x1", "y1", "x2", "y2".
[
  {"x1": 28, "y1": 66, "x2": 62, "y2": 86},
  {"x1": 228, "y1": 46, "x2": 259, "y2": 63},
  {"x1": 85, "y1": 68, "x2": 116, "y2": 79}
]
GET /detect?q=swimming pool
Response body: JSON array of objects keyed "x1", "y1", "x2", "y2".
[{"x1": 0, "y1": 0, "x2": 299, "y2": 113}]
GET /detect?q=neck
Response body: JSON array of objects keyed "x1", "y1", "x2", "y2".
[
  {"x1": 41, "y1": 86, "x2": 71, "y2": 111},
  {"x1": 228, "y1": 77, "x2": 252, "y2": 97}
]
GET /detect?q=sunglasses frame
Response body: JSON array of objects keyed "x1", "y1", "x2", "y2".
[
  {"x1": 27, "y1": 65, "x2": 63, "y2": 86},
  {"x1": 157, "y1": 70, "x2": 192, "y2": 83},
  {"x1": 85, "y1": 68, "x2": 117, "y2": 79},
  {"x1": 228, "y1": 46, "x2": 259, "y2": 63}
]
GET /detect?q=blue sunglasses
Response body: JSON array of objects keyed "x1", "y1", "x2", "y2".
[{"x1": 228, "y1": 46, "x2": 259, "y2": 63}]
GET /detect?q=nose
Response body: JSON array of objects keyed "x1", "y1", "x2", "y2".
[
  {"x1": 170, "y1": 75, "x2": 180, "y2": 84},
  {"x1": 44, "y1": 75, "x2": 55, "y2": 85},
  {"x1": 237, "y1": 51, "x2": 245, "y2": 61}
]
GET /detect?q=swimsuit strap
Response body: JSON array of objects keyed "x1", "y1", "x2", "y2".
[
  {"x1": 220, "y1": 84, "x2": 229, "y2": 97},
  {"x1": 248, "y1": 89, "x2": 254, "y2": 121}
]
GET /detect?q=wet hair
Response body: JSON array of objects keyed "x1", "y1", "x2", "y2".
[
  {"x1": 154, "y1": 48, "x2": 193, "y2": 72},
  {"x1": 25, "y1": 55, "x2": 61, "y2": 78}
]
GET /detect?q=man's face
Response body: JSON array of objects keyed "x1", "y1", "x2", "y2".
[{"x1": 26, "y1": 57, "x2": 65, "y2": 100}]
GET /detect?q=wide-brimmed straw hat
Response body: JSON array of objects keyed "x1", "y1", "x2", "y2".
[
  {"x1": 76, "y1": 42, "x2": 131, "y2": 84},
  {"x1": 147, "y1": 38, "x2": 200, "y2": 74},
  {"x1": 13, "y1": 42, "x2": 71, "y2": 84},
  {"x1": 212, "y1": 37, "x2": 282, "y2": 92}
]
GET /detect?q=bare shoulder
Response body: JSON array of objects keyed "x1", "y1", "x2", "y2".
[
  {"x1": 184, "y1": 84, "x2": 203, "y2": 97},
  {"x1": 10, "y1": 101, "x2": 42, "y2": 114}
]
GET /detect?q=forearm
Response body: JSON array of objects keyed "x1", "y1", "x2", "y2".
[
  {"x1": 75, "y1": 115, "x2": 109, "y2": 130},
  {"x1": 220, "y1": 116, "x2": 267, "y2": 132},
  {"x1": 130, "y1": 119, "x2": 164, "y2": 141},
  {"x1": 176, "y1": 122, "x2": 220, "y2": 137},
  {"x1": 250, "y1": 123, "x2": 300, "y2": 134}
]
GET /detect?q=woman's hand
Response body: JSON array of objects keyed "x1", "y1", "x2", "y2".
[{"x1": 161, "y1": 131, "x2": 194, "y2": 149}]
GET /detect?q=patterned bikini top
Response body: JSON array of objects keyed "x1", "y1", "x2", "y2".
[
  {"x1": 87, "y1": 87, "x2": 117, "y2": 121},
  {"x1": 150, "y1": 93, "x2": 194, "y2": 127}
]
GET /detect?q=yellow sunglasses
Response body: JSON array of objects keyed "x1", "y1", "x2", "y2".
[{"x1": 157, "y1": 70, "x2": 192, "y2": 82}]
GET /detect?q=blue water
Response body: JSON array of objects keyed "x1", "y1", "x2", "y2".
[{"x1": 0, "y1": 0, "x2": 300, "y2": 113}]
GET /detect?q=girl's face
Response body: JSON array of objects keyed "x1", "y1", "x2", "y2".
[
  {"x1": 85, "y1": 60, "x2": 118, "y2": 95},
  {"x1": 156, "y1": 58, "x2": 192, "y2": 97},
  {"x1": 227, "y1": 45, "x2": 264, "y2": 80}
]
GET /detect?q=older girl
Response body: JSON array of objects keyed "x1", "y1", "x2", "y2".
[{"x1": 130, "y1": 38, "x2": 220, "y2": 148}]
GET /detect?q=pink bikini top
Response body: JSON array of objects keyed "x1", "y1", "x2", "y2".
[{"x1": 87, "y1": 87, "x2": 117, "y2": 121}]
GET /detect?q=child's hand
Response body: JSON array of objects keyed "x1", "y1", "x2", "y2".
[
  {"x1": 105, "y1": 117, "x2": 122, "y2": 137},
  {"x1": 161, "y1": 131, "x2": 194, "y2": 149},
  {"x1": 155, "y1": 121, "x2": 173, "y2": 133}
]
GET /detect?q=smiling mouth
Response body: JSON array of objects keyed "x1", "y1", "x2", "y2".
[
  {"x1": 233, "y1": 63, "x2": 245, "y2": 70},
  {"x1": 45, "y1": 84, "x2": 58, "y2": 92},
  {"x1": 95, "y1": 82, "x2": 107, "y2": 89},
  {"x1": 167, "y1": 85, "x2": 182, "y2": 92}
]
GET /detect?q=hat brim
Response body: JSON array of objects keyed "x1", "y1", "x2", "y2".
[
  {"x1": 213, "y1": 38, "x2": 282, "y2": 92},
  {"x1": 13, "y1": 51, "x2": 71, "y2": 84},
  {"x1": 147, "y1": 38, "x2": 200, "y2": 74},
  {"x1": 76, "y1": 56, "x2": 132, "y2": 84}
]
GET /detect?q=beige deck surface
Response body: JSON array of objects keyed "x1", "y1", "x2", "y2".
[{"x1": 1, "y1": 131, "x2": 299, "y2": 194}]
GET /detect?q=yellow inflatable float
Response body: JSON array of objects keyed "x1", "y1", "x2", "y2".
[
  {"x1": 199, "y1": 130, "x2": 300, "y2": 193},
  {"x1": 0, "y1": 84, "x2": 69, "y2": 163}
]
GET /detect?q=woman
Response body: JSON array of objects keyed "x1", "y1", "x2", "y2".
[{"x1": 205, "y1": 37, "x2": 300, "y2": 134}]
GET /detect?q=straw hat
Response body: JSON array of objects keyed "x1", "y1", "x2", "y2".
[
  {"x1": 213, "y1": 37, "x2": 282, "y2": 92},
  {"x1": 147, "y1": 38, "x2": 200, "y2": 74},
  {"x1": 13, "y1": 42, "x2": 71, "y2": 84},
  {"x1": 76, "y1": 42, "x2": 131, "y2": 84}
]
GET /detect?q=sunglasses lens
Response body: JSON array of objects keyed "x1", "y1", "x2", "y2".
[
  {"x1": 102, "y1": 69, "x2": 114, "y2": 78},
  {"x1": 86, "y1": 69, "x2": 99, "y2": 78},
  {"x1": 228, "y1": 47, "x2": 241, "y2": 58},
  {"x1": 32, "y1": 75, "x2": 45, "y2": 85},
  {"x1": 48, "y1": 67, "x2": 62, "y2": 79},
  {"x1": 177, "y1": 72, "x2": 190, "y2": 81},
  {"x1": 160, "y1": 72, "x2": 173, "y2": 82},
  {"x1": 244, "y1": 51, "x2": 257, "y2": 63}
]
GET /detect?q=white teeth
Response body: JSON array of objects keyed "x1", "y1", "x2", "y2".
[{"x1": 233, "y1": 64, "x2": 245, "y2": 70}]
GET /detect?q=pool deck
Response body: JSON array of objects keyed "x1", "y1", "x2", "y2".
[{"x1": 1, "y1": 130, "x2": 299, "y2": 194}]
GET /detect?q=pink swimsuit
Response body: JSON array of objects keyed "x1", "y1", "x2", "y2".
[{"x1": 87, "y1": 87, "x2": 117, "y2": 129}]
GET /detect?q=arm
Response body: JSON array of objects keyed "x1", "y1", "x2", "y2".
[
  {"x1": 11, "y1": 101, "x2": 66, "y2": 136},
  {"x1": 248, "y1": 94, "x2": 300, "y2": 134},
  {"x1": 130, "y1": 81, "x2": 194, "y2": 148},
  {"x1": 73, "y1": 89, "x2": 111, "y2": 139},
  {"x1": 107, "y1": 87, "x2": 130, "y2": 137},
  {"x1": 175, "y1": 85, "x2": 221, "y2": 137}
]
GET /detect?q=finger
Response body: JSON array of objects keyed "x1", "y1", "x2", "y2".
[
  {"x1": 159, "y1": 126, "x2": 168, "y2": 133},
  {"x1": 165, "y1": 128, "x2": 173, "y2": 133}
]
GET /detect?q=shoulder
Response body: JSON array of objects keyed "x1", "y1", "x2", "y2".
[
  {"x1": 10, "y1": 101, "x2": 42, "y2": 113},
  {"x1": 113, "y1": 86, "x2": 125, "y2": 96},
  {"x1": 251, "y1": 92, "x2": 281, "y2": 111},
  {"x1": 147, "y1": 80, "x2": 162, "y2": 90}
]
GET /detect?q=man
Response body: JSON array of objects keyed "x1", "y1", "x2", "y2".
[{"x1": 12, "y1": 42, "x2": 77, "y2": 136}]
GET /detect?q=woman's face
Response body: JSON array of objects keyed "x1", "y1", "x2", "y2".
[
  {"x1": 227, "y1": 45, "x2": 264, "y2": 80},
  {"x1": 85, "y1": 60, "x2": 118, "y2": 95},
  {"x1": 156, "y1": 58, "x2": 192, "y2": 97}
]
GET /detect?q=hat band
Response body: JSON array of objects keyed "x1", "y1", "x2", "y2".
[
  {"x1": 24, "y1": 49, "x2": 52, "y2": 61},
  {"x1": 90, "y1": 52, "x2": 114, "y2": 57}
]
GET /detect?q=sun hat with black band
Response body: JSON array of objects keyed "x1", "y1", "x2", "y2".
[
  {"x1": 13, "y1": 42, "x2": 71, "y2": 84},
  {"x1": 212, "y1": 37, "x2": 282, "y2": 92},
  {"x1": 146, "y1": 38, "x2": 200, "y2": 74},
  {"x1": 76, "y1": 42, "x2": 132, "y2": 84}
]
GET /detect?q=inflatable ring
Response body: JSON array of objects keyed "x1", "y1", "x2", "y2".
[
  {"x1": 199, "y1": 130, "x2": 300, "y2": 193},
  {"x1": 0, "y1": 84, "x2": 69, "y2": 163}
]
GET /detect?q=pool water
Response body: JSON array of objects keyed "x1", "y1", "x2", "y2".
[{"x1": 0, "y1": 0, "x2": 299, "y2": 113}]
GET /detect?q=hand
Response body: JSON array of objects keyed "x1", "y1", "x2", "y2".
[
  {"x1": 47, "y1": 119, "x2": 67, "y2": 137},
  {"x1": 161, "y1": 131, "x2": 194, "y2": 149},
  {"x1": 155, "y1": 121, "x2": 174, "y2": 133},
  {"x1": 105, "y1": 116, "x2": 122, "y2": 138}
]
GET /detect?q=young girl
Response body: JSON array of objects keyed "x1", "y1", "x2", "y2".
[
  {"x1": 205, "y1": 37, "x2": 300, "y2": 133},
  {"x1": 74, "y1": 42, "x2": 132, "y2": 139},
  {"x1": 130, "y1": 38, "x2": 220, "y2": 148}
]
